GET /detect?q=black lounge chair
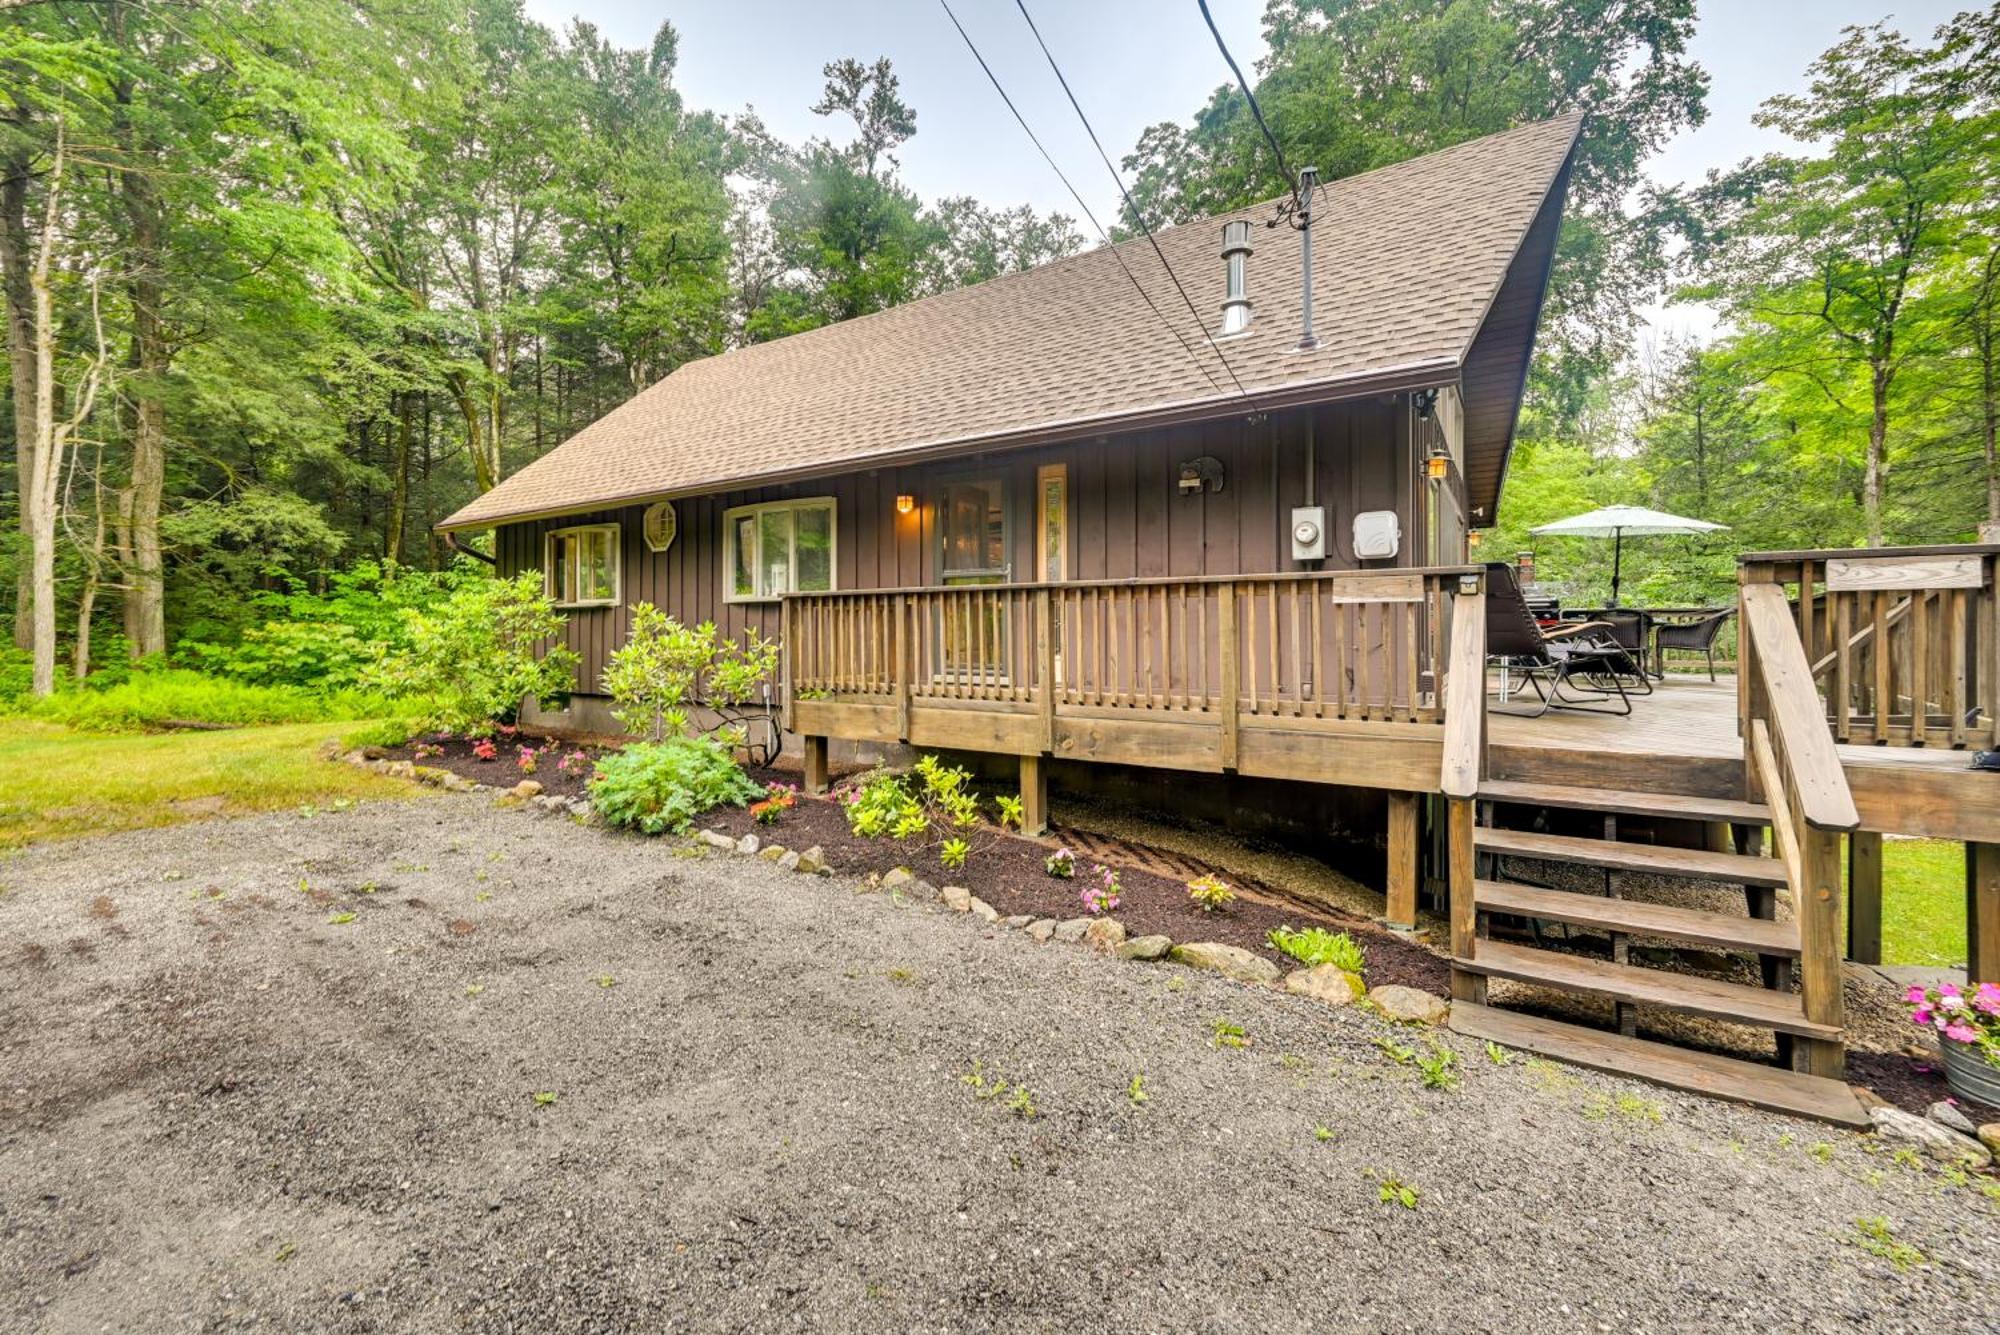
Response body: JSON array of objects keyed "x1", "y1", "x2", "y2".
[
  {"x1": 1655, "y1": 608, "x2": 1732, "y2": 681},
  {"x1": 1484, "y1": 562, "x2": 1634, "y2": 717}
]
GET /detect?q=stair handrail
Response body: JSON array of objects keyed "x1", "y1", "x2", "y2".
[
  {"x1": 1739, "y1": 583, "x2": 1858, "y2": 832},
  {"x1": 1440, "y1": 571, "x2": 1488, "y2": 800}
]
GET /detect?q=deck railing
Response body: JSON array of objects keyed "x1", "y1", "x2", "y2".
[
  {"x1": 782, "y1": 568, "x2": 1482, "y2": 781},
  {"x1": 1739, "y1": 545, "x2": 1998, "y2": 749}
]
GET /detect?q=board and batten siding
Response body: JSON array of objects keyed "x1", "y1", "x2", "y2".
[{"x1": 494, "y1": 396, "x2": 1431, "y2": 697}]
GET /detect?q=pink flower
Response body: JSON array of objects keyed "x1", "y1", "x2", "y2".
[
  {"x1": 1905, "y1": 985, "x2": 1928, "y2": 1004},
  {"x1": 1975, "y1": 984, "x2": 2000, "y2": 1016},
  {"x1": 1940, "y1": 982, "x2": 1962, "y2": 998},
  {"x1": 1913, "y1": 1007, "x2": 1933, "y2": 1025},
  {"x1": 1943, "y1": 1022, "x2": 1978, "y2": 1044}
]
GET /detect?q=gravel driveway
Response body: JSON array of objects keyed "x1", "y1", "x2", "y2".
[{"x1": 1, "y1": 794, "x2": 1994, "y2": 1332}]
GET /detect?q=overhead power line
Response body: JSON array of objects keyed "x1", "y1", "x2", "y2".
[
  {"x1": 937, "y1": 0, "x2": 1227, "y2": 400},
  {"x1": 1197, "y1": 0, "x2": 1307, "y2": 223},
  {"x1": 1012, "y1": 0, "x2": 1256, "y2": 409}
]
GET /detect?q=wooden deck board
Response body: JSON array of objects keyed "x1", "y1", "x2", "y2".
[
  {"x1": 1450, "y1": 1002, "x2": 1869, "y2": 1127},
  {"x1": 1476, "y1": 879, "x2": 1800, "y2": 956}
]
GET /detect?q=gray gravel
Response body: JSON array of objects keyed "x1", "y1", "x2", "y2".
[{"x1": 1, "y1": 794, "x2": 1995, "y2": 1333}]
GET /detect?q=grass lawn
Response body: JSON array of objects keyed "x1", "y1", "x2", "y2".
[
  {"x1": 1877, "y1": 838, "x2": 1967, "y2": 969},
  {"x1": 0, "y1": 718, "x2": 415, "y2": 851}
]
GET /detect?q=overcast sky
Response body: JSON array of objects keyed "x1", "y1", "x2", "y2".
[{"x1": 521, "y1": 0, "x2": 1968, "y2": 343}]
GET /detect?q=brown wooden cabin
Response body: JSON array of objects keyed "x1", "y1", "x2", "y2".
[{"x1": 441, "y1": 115, "x2": 2000, "y2": 1126}]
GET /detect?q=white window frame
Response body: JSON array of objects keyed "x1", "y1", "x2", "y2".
[
  {"x1": 544, "y1": 523, "x2": 621, "y2": 608},
  {"x1": 723, "y1": 497, "x2": 838, "y2": 604}
]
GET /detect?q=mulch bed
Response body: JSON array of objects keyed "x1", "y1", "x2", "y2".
[
  {"x1": 380, "y1": 731, "x2": 613, "y2": 801},
  {"x1": 706, "y1": 775, "x2": 1450, "y2": 994},
  {"x1": 1847, "y1": 1049, "x2": 2000, "y2": 1124}
]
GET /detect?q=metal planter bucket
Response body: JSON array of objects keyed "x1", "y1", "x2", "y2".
[{"x1": 1941, "y1": 1039, "x2": 2000, "y2": 1108}]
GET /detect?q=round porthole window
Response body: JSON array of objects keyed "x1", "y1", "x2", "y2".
[{"x1": 642, "y1": 500, "x2": 677, "y2": 553}]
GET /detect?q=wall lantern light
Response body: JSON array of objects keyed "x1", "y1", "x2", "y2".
[
  {"x1": 895, "y1": 494, "x2": 916, "y2": 515},
  {"x1": 1426, "y1": 453, "x2": 1449, "y2": 482},
  {"x1": 1466, "y1": 530, "x2": 1483, "y2": 548}
]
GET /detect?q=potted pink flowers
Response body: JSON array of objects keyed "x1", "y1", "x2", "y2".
[{"x1": 1906, "y1": 980, "x2": 2000, "y2": 1105}]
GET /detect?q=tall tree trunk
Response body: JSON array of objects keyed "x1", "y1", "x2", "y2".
[
  {"x1": 2, "y1": 142, "x2": 37, "y2": 650},
  {"x1": 387, "y1": 390, "x2": 412, "y2": 564},
  {"x1": 1864, "y1": 360, "x2": 1889, "y2": 548},
  {"x1": 117, "y1": 125, "x2": 169, "y2": 659}
]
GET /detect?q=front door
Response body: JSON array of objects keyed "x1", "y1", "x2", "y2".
[{"x1": 937, "y1": 477, "x2": 1008, "y2": 683}]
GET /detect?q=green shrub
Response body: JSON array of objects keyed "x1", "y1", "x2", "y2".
[
  {"x1": 844, "y1": 770, "x2": 925, "y2": 838},
  {"x1": 600, "y1": 603, "x2": 778, "y2": 741},
  {"x1": 342, "y1": 719, "x2": 416, "y2": 750},
  {"x1": 1267, "y1": 924, "x2": 1366, "y2": 975},
  {"x1": 371, "y1": 571, "x2": 579, "y2": 736},
  {"x1": 587, "y1": 737, "x2": 763, "y2": 835},
  {"x1": 18, "y1": 669, "x2": 402, "y2": 732}
]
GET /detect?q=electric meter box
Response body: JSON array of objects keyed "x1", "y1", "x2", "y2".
[
  {"x1": 1289, "y1": 506, "x2": 1327, "y2": 561},
  {"x1": 1353, "y1": 509, "x2": 1401, "y2": 560}
]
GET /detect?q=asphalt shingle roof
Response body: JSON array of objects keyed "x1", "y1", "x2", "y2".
[{"x1": 441, "y1": 114, "x2": 1582, "y2": 530}]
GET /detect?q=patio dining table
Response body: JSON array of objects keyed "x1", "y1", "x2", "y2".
[{"x1": 1553, "y1": 606, "x2": 1730, "y2": 678}]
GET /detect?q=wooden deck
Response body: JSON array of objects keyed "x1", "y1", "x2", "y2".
[{"x1": 1490, "y1": 674, "x2": 1997, "y2": 843}]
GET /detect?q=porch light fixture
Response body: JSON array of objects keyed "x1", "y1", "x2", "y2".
[
  {"x1": 1466, "y1": 530, "x2": 1482, "y2": 548},
  {"x1": 895, "y1": 493, "x2": 916, "y2": 515},
  {"x1": 1426, "y1": 452, "x2": 1449, "y2": 482}
]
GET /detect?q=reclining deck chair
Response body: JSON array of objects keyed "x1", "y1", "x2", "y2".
[{"x1": 1484, "y1": 562, "x2": 1634, "y2": 717}]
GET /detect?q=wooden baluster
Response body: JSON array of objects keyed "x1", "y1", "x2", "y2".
[
  {"x1": 1265, "y1": 581, "x2": 1279, "y2": 717},
  {"x1": 1872, "y1": 591, "x2": 1890, "y2": 743},
  {"x1": 1831, "y1": 593, "x2": 1851, "y2": 741},
  {"x1": 1310, "y1": 587, "x2": 1325, "y2": 719},
  {"x1": 1288, "y1": 582, "x2": 1304, "y2": 718},
  {"x1": 1218, "y1": 582, "x2": 1239, "y2": 769},
  {"x1": 1910, "y1": 588, "x2": 1929, "y2": 743},
  {"x1": 1948, "y1": 587, "x2": 1968, "y2": 747},
  {"x1": 1400, "y1": 599, "x2": 1419, "y2": 724},
  {"x1": 1329, "y1": 599, "x2": 1347, "y2": 719},
  {"x1": 1357, "y1": 602, "x2": 1376, "y2": 722}
]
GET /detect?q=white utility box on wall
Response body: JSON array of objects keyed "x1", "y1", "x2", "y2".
[
  {"x1": 1289, "y1": 506, "x2": 1327, "y2": 561},
  {"x1": 1353, "y1": 509, "x2": 1401, "y2": 560}
]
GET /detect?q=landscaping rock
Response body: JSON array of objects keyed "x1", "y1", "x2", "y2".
[
  {"x1": 735, "y1": 834, "x2": 760, "y2": 856},
  {"x1": 1025, "y1": 919, "x2": 1057, "y2": 943},
  {"x1": 776, "y1": 851, "x2": 800, "y2": 872},
  {"x1": 1868, "y1": 1106, "x2": 1994, "y2": 1167},
  {"x1": 967, "y1": 897, "x2": 1000, "y2": 924},
  {"x1": 1168, "y1": 942, "x2": 1281, "y2": 986},
  {"x1": 1053, "y1": 918, "x2": 1094, "y2": 944},
  {"x1": 698, "y1": 830, "x2": 737, "y2": 851},
  {"x1": 566, "y1": 799, "x2": 592, "y2": 818},
  {"x1": 511, "y1": 780, "x2": 543, "y2": 799},
  {"x1": 1851, "y1": 1085, "x2": 1891, "y2": 1111},
  {"x1": 796, "y1": 846, "x2": 826, "y2": 875},
  {"x1": 1083, "y1": 918, "x2": 1127, "y2": 952},
  {"x1": 1980, "y1": 1123, "x2": 2000, "y2": 1156},
  {"x1": 1284, "y1": 964, "x2": 1364, "y2": 1007},
  {"x1": 1001, "y1": 914, "x2": 1034, "y2": 930},
  {"x1": 1927, "y1": 1101, "x2": 1978, "y2": 1136},
  {"x1": 941, "y1": 884, "x2": 972, "y2": 913},
  {"x1": 881, "y1": 867, "x2": 914, "y2": 890},
  {"x1": 1369, "y1": 984, "x2": 1450, "y2": 1025},
  {"x1": 758, "y1": 844, "x2": 789, "y2": 862},
  {"x1": 1114, "y1": 934, "x2": 1173, "y2": 962}
]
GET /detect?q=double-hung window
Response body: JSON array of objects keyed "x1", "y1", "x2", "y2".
[
  {"x1": 725, "y1": 498, "x2": 836, "y2": 602},
  {"x1": 544, "y1": 524, "x2": 620, "y2": 608}
]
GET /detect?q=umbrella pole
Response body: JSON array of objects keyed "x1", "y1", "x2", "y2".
[{"x1": 1609, "y1": 529, "x2": 1623, "y2": 608}]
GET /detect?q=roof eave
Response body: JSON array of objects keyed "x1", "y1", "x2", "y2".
[{"x1": 435, "y1": 356, "x2": 1462, "y2": 533}]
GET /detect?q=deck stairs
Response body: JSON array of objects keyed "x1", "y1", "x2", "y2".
[{"x1": 1447, "y1": 777, "x2": 1869, "y2": 1127}]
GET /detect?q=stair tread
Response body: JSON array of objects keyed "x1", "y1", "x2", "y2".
[
  {"x1": 1455, "y1": 939, "x2": 1838, "y2": 1039},
  {"x1": 1475, "y1": 827, "x2": 1789, "y2": 888},
  {"x1": 1477, "y1": 778, "x2": 1770, "y2": 825},
  {"x1": 1449, "y1": 1002, "x2": 1868, "y2": 1128},
  {"x1": 1476, "y1": 879, "x2": 1800, "y2": 957}
]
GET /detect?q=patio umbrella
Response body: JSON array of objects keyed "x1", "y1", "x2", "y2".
[{"x1": 1528, "y1": 504, "x2": 1727, "y2": 607}]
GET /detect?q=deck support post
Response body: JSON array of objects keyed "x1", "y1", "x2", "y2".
[
  {"x1": 1796, "y1": 825, "x2": 1846, "y2": 1079},
  {"x1": 1385, "y1": 792, "x2": 1419, "y2": 929},
  {"x1": 1019, "y1": 754, "x2": 1049, "y2": 837},
  {"x1": 1846, "y1": 830, "x2": 1883, "y2": 965},
  {"x1": 803, "y1": 735, "x2": 829, "y2": 796},
  {"x1": 1446, "y1": 797, "x2": 1485, "y2": 1003},
  {"x1": 1970, "y1": 842, "x2": 2000, "y2": 985}
]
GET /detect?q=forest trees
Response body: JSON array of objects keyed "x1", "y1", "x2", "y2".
[{"x1": 0, "y1": 1, "x2": 1069, "y2": 688}]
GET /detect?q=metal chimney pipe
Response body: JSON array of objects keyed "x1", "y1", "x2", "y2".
[
  {"x1": 1296, "y1": 166, "x2": 1319, "y2": 351},
  {"x1": 1220, "y1": 219, "x2": 1252, "y2": 335}
]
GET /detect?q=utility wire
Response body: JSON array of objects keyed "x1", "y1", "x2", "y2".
[
  {"x1": 1013, "y1": 0, "x2": 1257, "y2": 409},
  {"x1": 1197, "y1": 0, "x2": 1307, "y2": 223},
  {"x1": 937, "y1": 0, "x2": 1226, "y2": 399}
]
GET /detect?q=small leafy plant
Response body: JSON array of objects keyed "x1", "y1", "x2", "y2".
[
  {"x1": 1127, "y1": 1074, "x2": 1148, "y2": 1106},
  {"x1": 940, "y1": 837, "x2": 969, "y2": 870},
  {"x1": 1849, "y1": 1217, "x2": 1923, "y2": 1271},
  {"x1": 588, "y1": 736, "x2": 763, "y2": 835},
  {"x1": 1416, "y1": 1045, "x2": 1459, "y2": 1091},
  {"x1": 1211, "y1": 1018, "x2": 1249, "y2": 1049},
  {"x1": 1044, "y1": 847, "x2": 1076, "y2": 879},
  {"x1": 1187, "y1": 873, "x2": 1236, "y2": 912},
  {"x1": 995, "y1": 794, "x2": 1024, "y2": 830},
  {"x1": 472, "y1": 738, "x2": 498, "y2": 762},
  {"x1": 532, "y1": 1091, "x2": 559, "y2": 1108},
  {"x1": 1376, "y1": 1175, "x2": 1419, "y2": 1209},
  {"x1": 516, "y1": 745, "x2": 539, "y2": 775},
  {"x1": 1079, "y1": 863, "x2": 1120, "y2": 914},
  {"x1": 751, "y1": 783, "x2": 797, "y2": 825},
  {"x1": 1483, "y1": 1040, "x2": 1513, "y2": 1066},
  {"x1": 557, "y1": 749, "x2": 591, "y2": 778},
  {"x1": 1268, "y1": 924, "x2": 1365, "y2": 975}
]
